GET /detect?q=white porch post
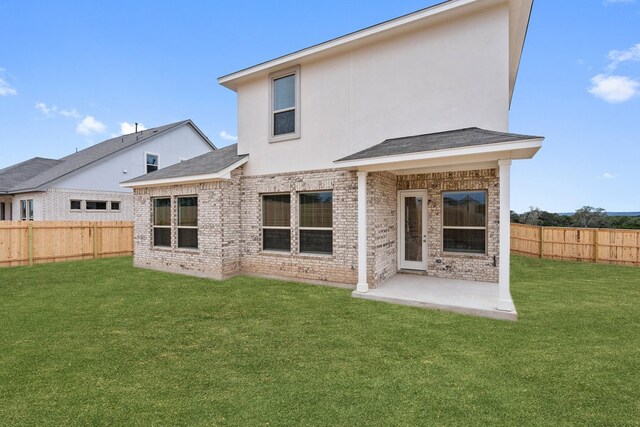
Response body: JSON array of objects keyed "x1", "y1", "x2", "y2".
[
  {"x1": 356, "y1": 171, "x2": 369, "y2": 293},
  {"x1": 497, "y1": 159, "x2": 515, "y2": 312}
]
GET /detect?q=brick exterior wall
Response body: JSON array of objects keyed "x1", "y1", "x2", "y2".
[
  {"x1": 397, "y1": 169, "x2": 500, "y2": 283},
  {"x1": 131, "y1": 167, "x2": 500, "y2": 286},
  {"x1": 3, "y1": 189, "x2": 132, "y2": 221}
]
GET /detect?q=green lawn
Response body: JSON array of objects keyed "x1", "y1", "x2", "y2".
[{"x1": 0, "y1": 256, "x2": 638, "y2": 426}]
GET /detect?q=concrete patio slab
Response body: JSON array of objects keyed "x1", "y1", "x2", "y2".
[{"x1": 352, "y1": 274, "x2": 517, "y2": 321}]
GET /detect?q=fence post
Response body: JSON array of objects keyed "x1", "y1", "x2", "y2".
[
  {"x1": 539, "y1": 226, "x2": 544, "y2": 259},
  {"x1": 92, "y1": 223, "x2": 98, "y2": 259},
  {"x1": 28, "y1": 222, "x2": 33, "y2": 266},
  {"x1": 594, "y1": 229, "x2": 599, "y2": 263}
]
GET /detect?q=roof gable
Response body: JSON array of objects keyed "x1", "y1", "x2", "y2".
[
  {"x1": 0, "y1": 157, "x2": 62, "y2": 193},
  {"x1": 8, "y1": 119, "x2": 213, "y2": 193}
]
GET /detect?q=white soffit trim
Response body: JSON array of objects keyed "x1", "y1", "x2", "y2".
[
  {"x1": 218, "y1": 0, "x2": 496, "y2": 90},
  {"x1": 334, "y1": 138, "x2": 543, "y2": 171},
  {"x1": 120, "y1": 157, "x2": 249, "y2": 188}
]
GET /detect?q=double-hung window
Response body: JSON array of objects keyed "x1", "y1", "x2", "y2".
[
  {"x1": 20, "y1": 199, "x2": 33, "y2": 221},
  {"x1": 153, "y1": 198, "x2": 171, "y2": 247},
  {"x1": 270, "y1": 67, "x2": 300, "y2": 141},
  {"x1": 262, "y1": 194, "x2": 291, "y2": 251},
  {"x1": 146, "y1": 153, "x2": 159, "y2": 173},
  {"x1": 177, "y1": 196, "x2": 198, "y2": 249},
  {"x1": 442, "y1": 191, "x2": 487, "y2": 254},
  {"x1": 299, "y1": 192, "x2": 333, "y2": 255}
]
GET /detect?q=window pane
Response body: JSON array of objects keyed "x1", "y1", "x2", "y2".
[
  {"x1": 86, "y1": 201, "x2": 107, "y2": 210},
  {"x1": 300, "y1": 230, "x2": 333, "y2": 254},
  {"x1": 28, "y1": 200, "x2": 33, "y2": 219},
  {"x1": 146, "y1": 154, "x2": 158, "y2": 173},
  {"x1": 178, "y1": 197, "x2": 197, "y2": 227},
  {"x1": 299, "y1": 192, "x2": 332, "y2": 228},
  {"x1": 263, "y1": 229, "x2": 291, "y2": 251},
  {"x1": 70, "y1": 200, "x2": 81, "y2": 210},
  {"x1": 443, "y1": 192, "x2": 486, "y2": 227},
  {"x1": 178, "y1": 228, "x2": 198, "y2": 249},
  {"x1": 273, "y1": 74, "x2": 295, "y2": 110},
  {"x1": 154, "y1": 198, "x2": 171, "y2": 226},
  {"x1": 274, "y1": 110, "x2": 295, "y2": 135},
  {"x1": 263, "y1": 195, "x2": 290, "y2": 227},
  {"x1": 443, "y1": 229, "x2": 485, "y2": 254},
  {"x1": 153, "y1": 228, "x2": 171, "y2": 247},
  {"x1": 110, "y1": 201, "x2": 120, "y2": 211},
  {"x1": 0, "y1": 202, "x2": 4, "y2": 221}
]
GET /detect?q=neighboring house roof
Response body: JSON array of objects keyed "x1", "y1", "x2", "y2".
[
  {"x1": 0, "y1": 157, "x2": 62, "y2": 194},
  {"x1": 121, "y1": 144, "x2": 248, "y2": 188},
  {"x1": 336, "y1": 128, "x2": 543, "y2": 162},
  {"x1": 6, "y1": 119, "x2": 214, "y2": 194},
  {"x1": 218, "y1": 0, "x2": 533, "y2": 103}
]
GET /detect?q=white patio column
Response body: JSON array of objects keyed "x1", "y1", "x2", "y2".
[
  {"x1": 356, "y1": 171, "x2": 369, "y2": 293},
  {"x1": 497, "y1": 159, "x2": 515, "y2": 312}
]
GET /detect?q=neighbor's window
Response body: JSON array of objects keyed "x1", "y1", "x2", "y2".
[
  {"x1": 20, "y1": 199, "x2": 33, "y2": 221},
  {"x1": 262, "y1": 194, "x2": 291, "y2": 251},
  {"x1": 299, "y1": 192, "x2": 333, "y2": 255},
  {"x1": 86, "y1": 201, "x2": 107, "y2": 210},
  {"x1": 270, "y1": 67, "x2": 300, "y2": 141},
  {"x1": 146, "y1": 153, "x2": 159, "y2": 173},
  {"x1": 110, "y1": 201, "x2": 120, "y2": 211},
  {"x1": 70, "y1": 200, "x2": 81, "y2": 210},
  {"x1": 153, "y1": 198, "x2": 171, "y2": 247},
  {"x1": 442, "y1": 191, "x2": 487, "y2": 254},
  {"x1": 177, "y1": 196, "x2": 198, "y2": 249}
]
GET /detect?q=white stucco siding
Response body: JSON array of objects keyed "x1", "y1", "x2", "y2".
[
  {"x1": 52, "y1": 125, "x2": 213, "y2": 193},
  {"x1": 236, "y1": 4, "x2": 510, "y2": 176}
]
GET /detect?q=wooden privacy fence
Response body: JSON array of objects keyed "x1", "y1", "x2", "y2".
[
  {"x1": 0, "y1": 221, "x2": 134, "y2": 267},
  {"x1": 511, "y1": 223, "x2": 640, "y2": 266}
]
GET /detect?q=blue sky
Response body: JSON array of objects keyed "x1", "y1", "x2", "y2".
[{"x1": 0, "y1": 0, "x2": 638, "y2": 212}]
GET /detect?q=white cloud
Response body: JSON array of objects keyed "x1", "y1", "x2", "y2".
[
  {"x1": 35, "y1": 102, "x2": 55, "y2": 116},
  {"x1": 607, "y1": 43, "x2": 640, "y2": 70},
  {"x1": 598, "y1": 172, "x2": 616, "y2": 179},
  {"x1": 219, "y1": 130, "x2": 238, "y2": 141},
  {"x1": 77, "y1": 116, "x2": 106, "y2": 135},
  {"x1": 120, "y1": 122, "x2": 146, "y2": 135},
  {"x1": 588, "y1": 74, "x2": 639, "y2": 103},
  {"x1": 0, "y1": 77, "x2": 17, "y2": 96},
  {"x1": 60, "y1": 108, "x2": 81, "y2": 119}
]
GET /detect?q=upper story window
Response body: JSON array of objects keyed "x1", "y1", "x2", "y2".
[
  {"x1": 146, "y1": 153, "x2": 159, "y2": 173},
  {"x1": 270, "y1": 66, "x2": 300, "y2": 142}
]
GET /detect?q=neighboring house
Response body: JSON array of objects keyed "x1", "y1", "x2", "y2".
[
  {"x1": 0, "y1": 120, "x2": 215, "y2": 221},
  {"x1": 123, "y1": 0, "x2": 543, "y2": 319}
]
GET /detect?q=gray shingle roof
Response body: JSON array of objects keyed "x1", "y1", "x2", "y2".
[
  {"x1": 122, "y1": 144, "x2": 247, "y2": 184},
  {"x1": 0, "y1": 157, "x2": 62, "y2": 193},
  {"x1": 336, "y1": 128, "x2": 543, "y2": 162},
  {"x1": 6, "y1": 120, "x2": 212, "y2": 193}
]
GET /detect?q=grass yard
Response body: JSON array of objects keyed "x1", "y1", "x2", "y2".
[{"x1": 0, "y1": 256, "x2": 638, "y2": 425}]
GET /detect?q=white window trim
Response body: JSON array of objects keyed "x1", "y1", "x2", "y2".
[
  {"x1": 269, "y1": 66, "x2": 301, "y2": 143},
  {"x1": 177, "y1": 196, "x2": 198, "y2": 249},
  {"x1": 145, "y1": 152, "x2": 160, "y2": 174},
  {"x1": 152, "y1": 197, "x2": 171, "y2": 248},
  {"x1": 86, "y1": 200, "x2": 108, "y2": 211},
  {"x1": 441, "y1": 190, "x2": 488, "y2": 255},
  {"x1": 298, "y1": 191, "x2": 333, "y2": 255},
  {"x1": 261, "y1": 193, "x2": 292, "y2": 252},
  {"x1": 20, "y1": 199, "x2": 34, "y2": 221}
]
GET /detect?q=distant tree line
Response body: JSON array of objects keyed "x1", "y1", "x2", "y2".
[{"x1": 511, "y1": 206, "x2": 640, "y2": 229}]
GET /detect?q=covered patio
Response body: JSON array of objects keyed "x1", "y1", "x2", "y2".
[
  {"x1": 335, "y1": 128, "x2": 544, "y2": 320},
  {"x1": 352, "y1": 274, "x2": 516, "y2": 321}
]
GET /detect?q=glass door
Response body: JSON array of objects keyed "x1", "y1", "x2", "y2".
[{"x1": 400, "y1": 191, "x2": 427, "y2": 270}]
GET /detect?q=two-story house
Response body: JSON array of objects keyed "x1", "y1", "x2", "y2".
[
  {"x1": 0, "y1": 120, "x2": 215, "y2": 221},
  {"x1": 123, "y1": 0, "x2": 543, "y2": 320}
]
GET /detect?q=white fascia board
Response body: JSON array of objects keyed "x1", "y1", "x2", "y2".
[
  {"x1": 120, "y1": 157, "x2": 248, "y2": 188},
  {"x1": 334, "y1": 138, "x2": 543, "y2": 171},
  {"x1": 218, "y1": 0, "x2": 484, "y2": 90}
]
